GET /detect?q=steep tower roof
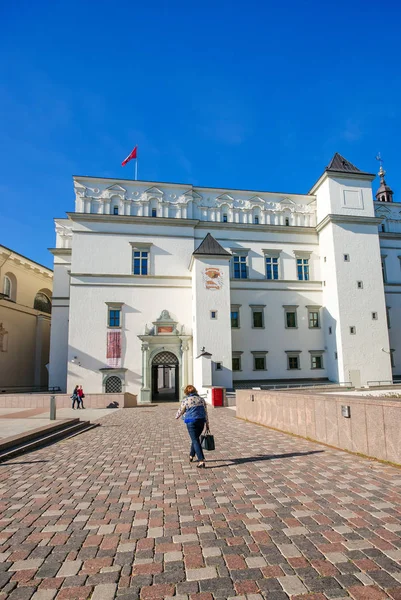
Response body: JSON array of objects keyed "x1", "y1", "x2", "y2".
[
  {"x1": 326, "y1": 153, "x2": 362, "y2": 174},
  {"x1": 193, "y1": 233, "x2": 231, "y2": 256},
  {"x1": 375, "y1": 156, "x2": 394, "y2": 203}
]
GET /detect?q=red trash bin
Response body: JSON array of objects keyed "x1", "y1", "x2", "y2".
[{"x1": 211, "y1": 387, "x2": 224, "y2": 407}]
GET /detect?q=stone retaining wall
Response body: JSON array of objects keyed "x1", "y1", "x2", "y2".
[
  {"x1": 236, "y1": 389, "x2": 401, "y2": 465},
  {"x1": 0, "y1": 393, "x2": 137, "y2": 409}
]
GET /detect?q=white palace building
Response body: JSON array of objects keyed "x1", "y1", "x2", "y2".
[{"x1": 49, "y1": 153, "x2": 401, "y2": 400}]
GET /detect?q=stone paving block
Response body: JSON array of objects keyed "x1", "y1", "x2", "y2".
[
  {"x1": 91, "y1": 583, "x2": 117, "y2": 600},
  {"x1": 9, "y1": 559, "x2": 44, "y2": 572},
  {"x1": 31, "y1": 591, "x2": 57, "y2": 600},
  {"x1": 56, "y1": 560, "x2": 82, "y2": 577},
  {"x1": 278, "y1": 575, "x2": 308, "y2": 595},
  {"x1": 186, "y1": 566, "x2": 217, "y2": 581}
]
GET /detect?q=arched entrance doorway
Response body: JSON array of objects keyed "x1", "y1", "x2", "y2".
[{"x1": 152, "y1": 351, "x2": 179, "y2": 401}]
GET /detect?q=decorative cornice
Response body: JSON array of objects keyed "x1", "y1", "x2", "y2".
[
  {"x1": 48, "y1": 248, "x2": 72, "y2": 256},
  {"x1": 316, "y1": 214, "x2": 383, "y2": 233}
]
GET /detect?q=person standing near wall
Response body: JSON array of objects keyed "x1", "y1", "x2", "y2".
[
  {"x1": 77, "y1": 385, "x2": 85, "y2": 409},
  {"x1": 71, "y1": 385, "x2": 79, "y2": 409}
]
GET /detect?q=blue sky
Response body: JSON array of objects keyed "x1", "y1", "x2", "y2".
[{"x1": 1, "y1": 0, "x2": 400, "y2": 269}]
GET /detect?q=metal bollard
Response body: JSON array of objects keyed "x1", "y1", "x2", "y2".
[{"x1": 50, "y1": 395, "x2": 56, "y2": 420}]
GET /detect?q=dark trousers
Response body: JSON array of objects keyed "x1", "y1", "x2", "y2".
[
  {"x1": 72, "y1": 396, "x2": 79, "y2": 408},
  {"x1": 186, "y1": 419, "x2": 206, "y2": 461}
]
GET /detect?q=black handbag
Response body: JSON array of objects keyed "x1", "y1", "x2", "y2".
[{"x1": 201, "y1": 431, "x2": 215, "y2": 451}]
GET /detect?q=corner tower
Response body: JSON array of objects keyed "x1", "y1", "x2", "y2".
[{"x1": 311, "y1": 153, "x2": 392, "y2": 387}]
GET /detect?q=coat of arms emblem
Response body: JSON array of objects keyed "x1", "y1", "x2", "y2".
[{"x1": 203, "y1": 268, "x2": 223, "y2": 290}]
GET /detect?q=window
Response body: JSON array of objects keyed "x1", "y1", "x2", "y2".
[
  {"x1": 232, "y1": 353, "x2": 242, "y2": 371},
  {"x1": 307, "y1": 307, "x2": 320, "y2": 329},
  {"x1": 334, "y1": 351, "x2": 338, "y2": 360},
  {"x1": 113, "y1": 205, "x2": 119, "y2": 215},
  {"x1": 285, "y1": 218, "x2": 290, "y2": 226},
  {"x1": 132, "y1": 247, "x2": 149, "y2": 275},
  {"x1": 386, "y1": 307, "x2": 391, "y2": 328},
  {"x1": 350, "y1": 326, "x2": 356, "y2": 334},
  {"x1": 357, "y1": 281, "x2": 363, "y2": 289},
  {"x1": 329, "y1": 326, "x2": 332, "y2": 334},
  {"x1": 231, "y1": 305, "x2": 241, "y2": 328},
  {"x1": 223, "y1": 214, "x2": 228, "y2": 223},
  {"x1": 390, "y1": 350, "x2": 395, "y2": 368},
  {"x1": 151, "y1": 208, "x2": 157, "y2": 217},
  {"x1": 284, "y1": 305, "x2": 298, "y2": 328},
  {"x1": 266, "y1": 256, "x2": 279, "y2": 280},
  {"x1": 372, "y1": 312, "x2": 378, "y2": 320},
  {"x1": 252, "y1": 351, "x2": 268, "y2": 371},
  {"x1": 344, "y1": 254, "x2": 350, "y2": 262},
  {"x1": 251, "y1": 305, "x2": 265, "y2": 329},
  {"x1": 105, "y1": 375, "x2": 122, "y2": 393},
  {"x1": 254, "y1": 216, "x2": 259, "y2": 224},
  {"x1": 215, "y1": 362, "x2": 222, "y2": 371},
  {"x1": 381, "y1": 256, "x2": 387, "y2": 282},
  {"x1": 34, "y1": 292, "x2": 52, "y2": 314},
  {"x1": 286, "y1": 351, "x2": 301, "y2": 370},
  {"x1": 310, "y1": 352, "x2": 324, "y2": 369},
  {"x1": 381, "y1": 223, "x2": 386, "y2": 232},
  {"x1": 108, "y1": 309, "x2": 121, "y2": 328},
  {"x1": 3, "y1": 276, "x2": 11, "y2": 298},
  {"x1": 232, "y1": 254, "x2": 248, "y2": 279},
  {"x1": 324, "y1": 257, "x2": 326, "y2": 262},
  {"x1": 297, "y1": 258, "x2": 309, "y2": 280},
  {"x1": 210, "y1": 311, "x2": 218, "y2": 320}
]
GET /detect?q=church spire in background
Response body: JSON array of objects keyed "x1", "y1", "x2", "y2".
[{"x1": 375, "y1": 153, "x2": 394, "y2": 202}]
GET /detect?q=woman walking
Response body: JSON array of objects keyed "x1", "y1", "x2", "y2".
[
  {"x1": 71, "y1": 385, "x2": 79, "y2": 409},
  {"x1": 175, "y1": 385, "x2": 209, "y2": 468},
  {"x1": 77, "y1": 385, "x2": 85, "y2": 409}
]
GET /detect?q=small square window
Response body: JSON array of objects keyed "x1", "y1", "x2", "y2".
[
  {"x1": 288, "y1": 356, "x2": 299, "y2": 369},
  {"x1": 344, "y1": 254, "x2": 350, "y2": 262},
  {"x1": 357, "y1": 281, "x2": 363, "y2": 289},
  {"x1": 151, "y1": 208, "x2": 157, "y2": 217},
  {"x1": 311, "y1": 355, "x2": 323, "y2": 369},
  {"x1": 329, "y1": 326, "x2": 332, "y2": 334},
  {"x1": 308, "y1": 310, "x2": 320, "y2": 328},
  {"x1": 372, "y1": 312, "x2": 378, "y2": 320},
  {"x1": 210, "y1": 311, "x2": 218, "y2": 320},
  {"x1": 232, "y1": 356, "x2": 241, "y2": 371},
  {"x1": 215, "y1": 362, "x2": 222, "y2": 371},
  {"x1": 350, "y1": 326, "x2": 356, "y2": 334},
  {"x1": 113, "y1": 206, "x2": 119, "y2": 215}
]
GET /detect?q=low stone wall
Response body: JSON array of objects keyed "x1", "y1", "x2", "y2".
[
  {"x1": 236, "y1": 389, "x2": 401, "y2": 465},
  {"x1": 0, "y1": 393, "x2": 137, "y2": 409}
]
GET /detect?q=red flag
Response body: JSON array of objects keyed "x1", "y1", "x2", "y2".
[{"x1": 121, "y1": 146, "x2": 137, "y2": 167}]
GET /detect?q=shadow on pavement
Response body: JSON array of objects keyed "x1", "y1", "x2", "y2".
[{"x1": 205, "y1": 450, "x2": 324, "y2": 467}]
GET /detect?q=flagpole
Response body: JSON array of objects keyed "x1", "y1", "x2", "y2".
[{"x1": 135, "y1": 158, "x2": 138, "y2": 181}]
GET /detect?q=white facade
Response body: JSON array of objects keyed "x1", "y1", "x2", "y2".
[{"x1": 49, "y1": 154, "x2": 398, "y2": 399}]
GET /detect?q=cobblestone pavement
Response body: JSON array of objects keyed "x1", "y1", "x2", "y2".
[{"x1": 0, "y1": 404, "x2": 401, "y2": 600}]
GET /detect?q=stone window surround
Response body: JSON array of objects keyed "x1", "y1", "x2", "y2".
[
  {"x1": 263, "y1": 249, "x2": 282, "y2": 280},
  {"x1": 285, "y1": 350, "x2": 301, "y2": 370},
  {"x1": 231, "y1": 304, "x2": 241, "y2": 328},
  {"x1": 251, "y1": 350, "x2": 268, "y2": 371},
  {"x1": 309, "y1": 350, "x2": 325, "y2": 370},
  {"x1": 306, "y1": 305, "x2": 321, "y2": 329},
  {"x1": 250, "y1": 304, "x2": 265, "y2": 329},
  {"x1": 232, "y1": 350, "x2": 243, "y2": 371},
  {"x1": 130, "y1": 241, "x2": 153, "y2": 275},
  {"x1": 283, "y1": 304, "x2": 298, "y2": 329},
  {"x1": 100, "y1": 367, "x2": 127, "y2": 393},
  {"x1": 106, "y1": 302, "x2": 124, "y2": 329},
  {"x1": 230, "y1": 247, "x2": 250, "y2": 279}
]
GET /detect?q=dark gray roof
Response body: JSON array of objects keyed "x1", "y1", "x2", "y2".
[
  {"x1": 326, "y1": 153, "x2": 363, "y2": 174},
  {"x1": 193, "y1": 233, "x2": 231, "y2": 256}
]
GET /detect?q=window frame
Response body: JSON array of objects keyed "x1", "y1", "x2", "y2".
[
  {"x1": 231, "y1": 305, "x2": 241, "y2": 328},
  {"x1": 3, "y1": 275, "x2": 11, "y2": 298},
  {"x1": 286, "y1": 351, "x2": 301, "y2": 370},
  {"x1": 106, "y1": 302, "x2": 124, "y2": 329},
  {"x1": 251, "y1": 351, "x2": 268, "y2": 371},
  {"x1": 263, "y1": 249, "x2": 281, "y2": 280},
  {"x1": 250, "y1": 305, "x2": 265, "y2": 329},
  {"x1": 309, "y1": 351, "x2": 324, "y2": 370},
  {"x1": 283, "y1": 305, "x2": 298, "y2": 329},
  {"x1": 113, "y1": 205, "x2": 119, "y2": 215},
  {"x1": 231, "y1": 252, "x2": 249, "y2": 279},
  {"x1": 307, "y1": 305, "x2": 321, "y2": 329},
  {"x1": 130, "y1": 242, "x2": 152, "y2": 276},
  {"x1": 232, "y1": 352, "x2": 243, "y2": 372},
  {"x1": 210, "y1": 310, "x2": 218, "y2": 320},
  {"x1": 294, "y1": 251, "x2": 311, "y2": 281}
]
